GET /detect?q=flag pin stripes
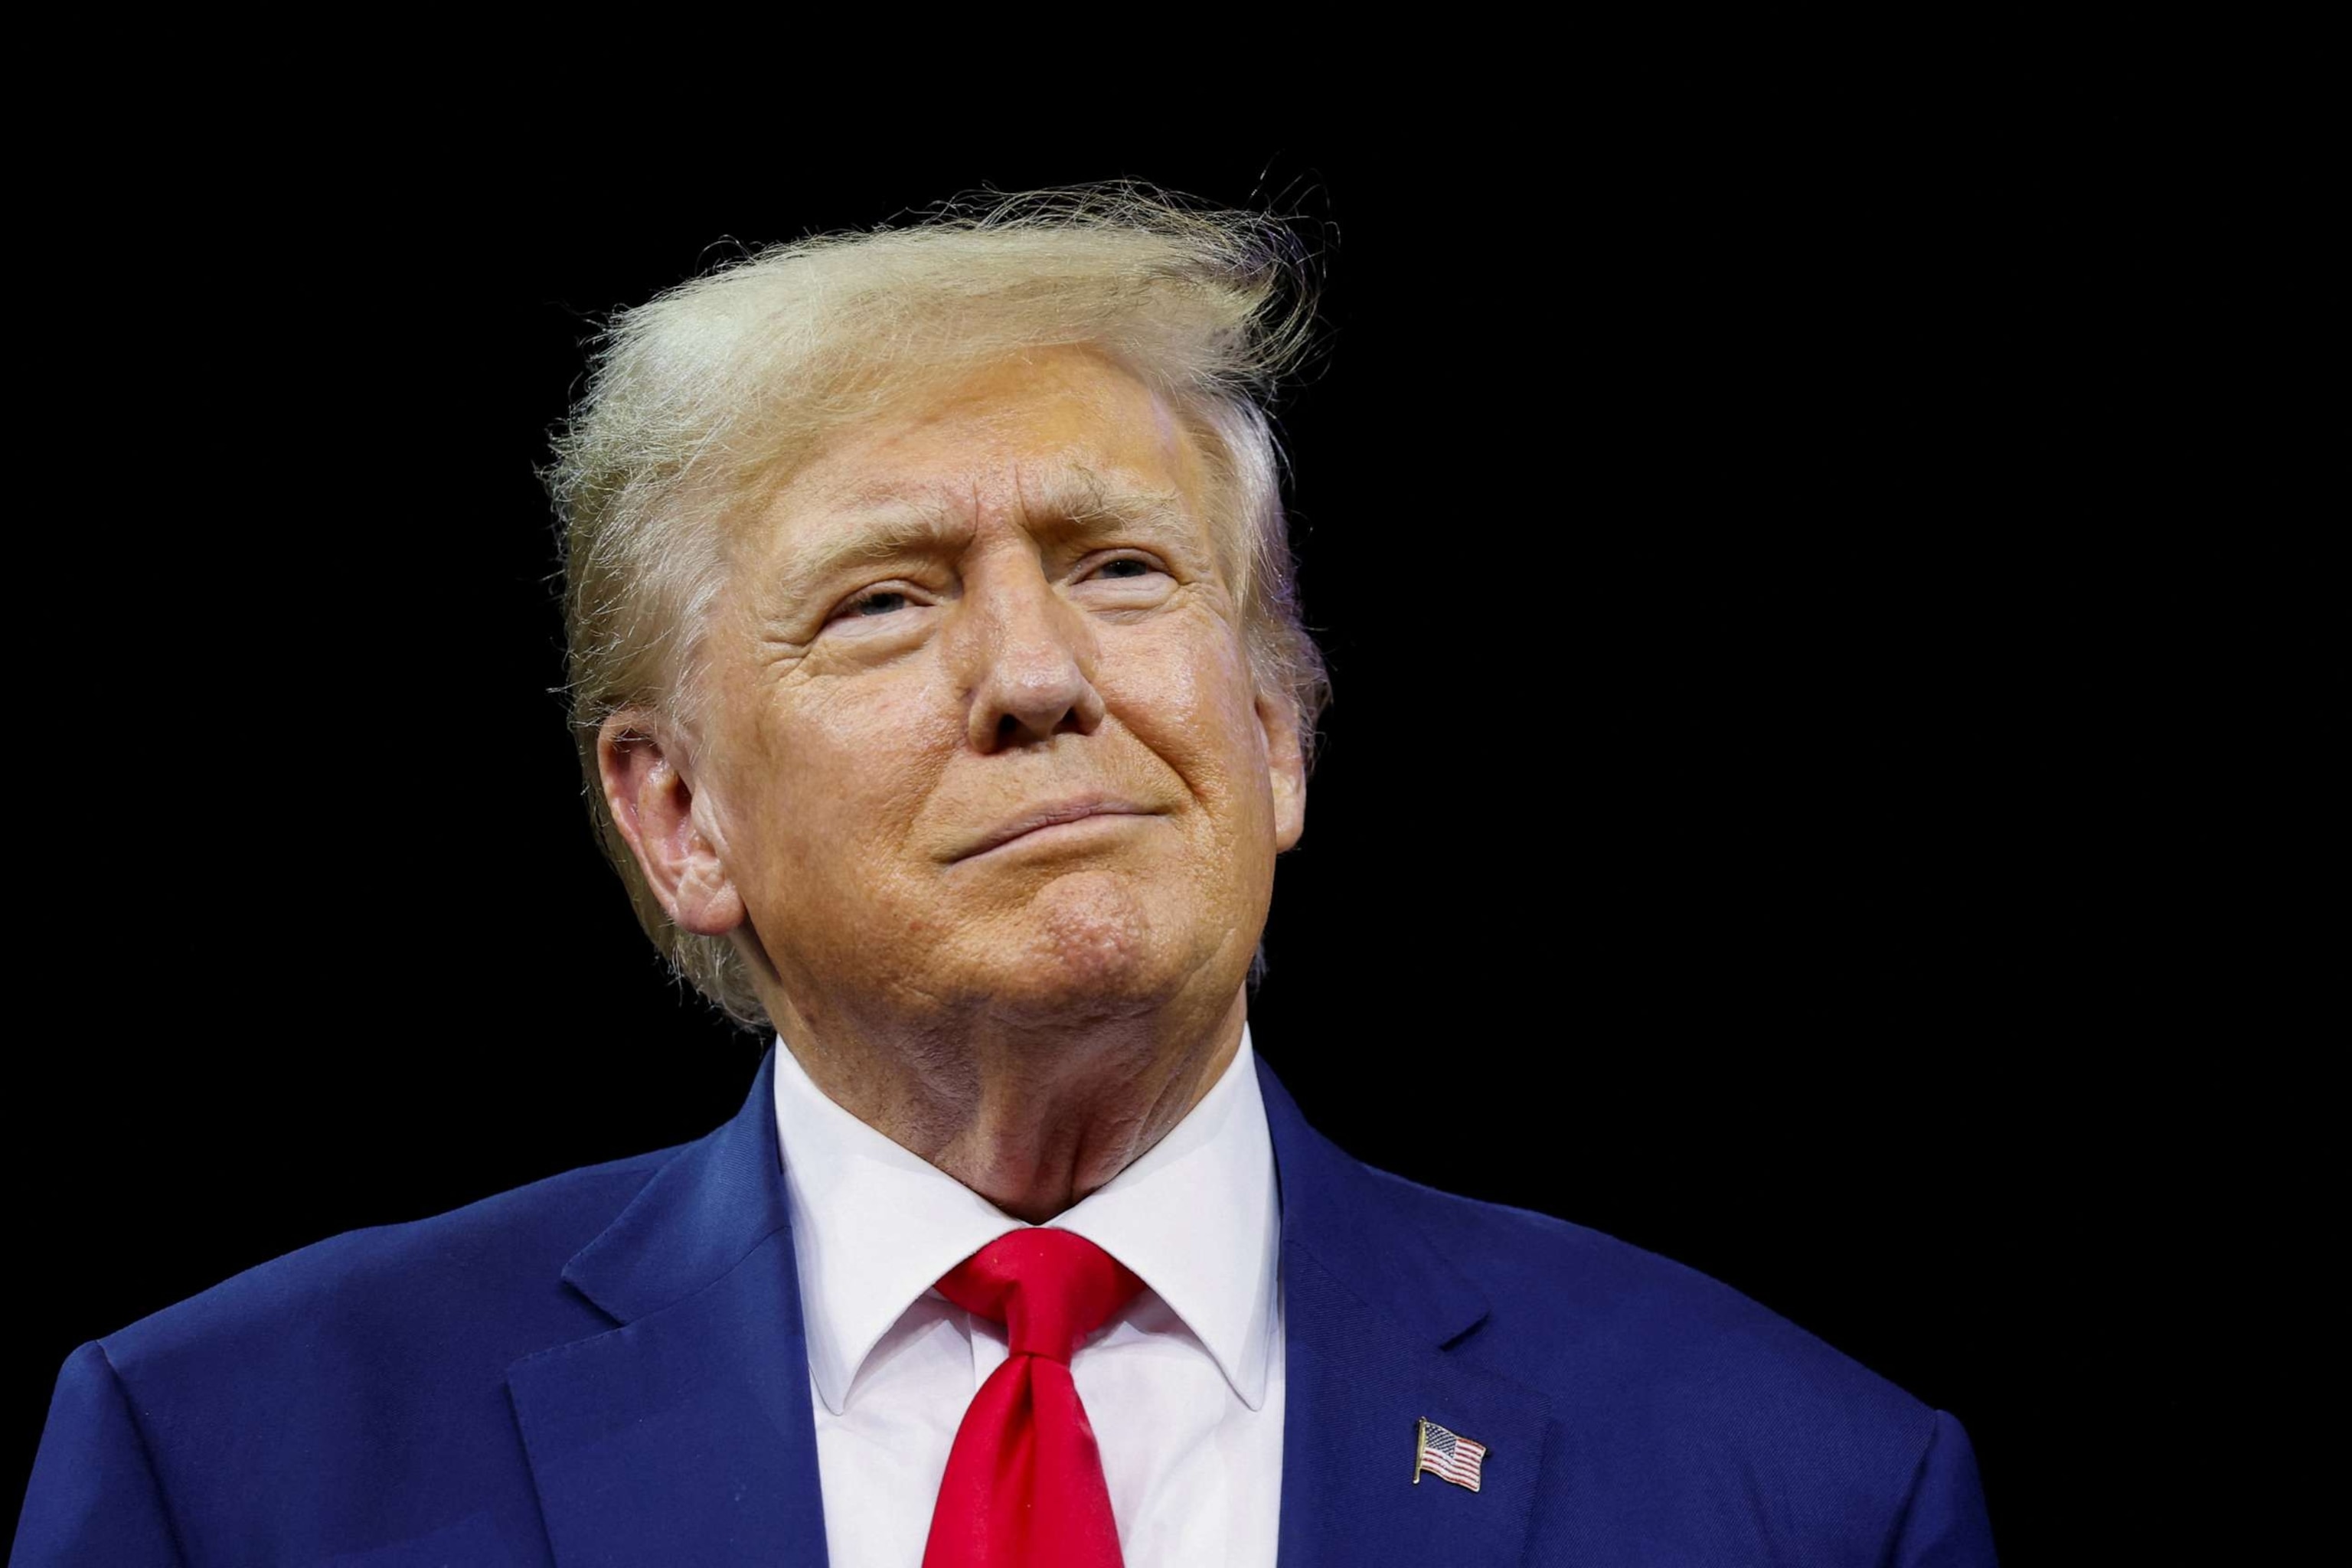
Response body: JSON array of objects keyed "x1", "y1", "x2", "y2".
[{"x1": 1414, "y1": 1416, "x2": 1489, "y2": 1491}]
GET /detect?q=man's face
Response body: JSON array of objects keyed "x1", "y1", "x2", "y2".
[{"x1": 688, "y1": 345, "x2": 1305, "y2": 1037}]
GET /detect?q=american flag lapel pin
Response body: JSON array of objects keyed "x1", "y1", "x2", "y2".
[{"x1": 1414, "y1": 1416, "x2": 1489, "y2": 1492}]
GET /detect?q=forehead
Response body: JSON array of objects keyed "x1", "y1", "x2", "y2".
[{"x1": 760, "y1": 345, "x2": 1210, "y2": 542}]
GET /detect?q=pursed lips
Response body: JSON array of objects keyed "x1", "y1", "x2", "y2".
[{"x1": 951, "y1": 795, "x2": 1158, "y2": 862}]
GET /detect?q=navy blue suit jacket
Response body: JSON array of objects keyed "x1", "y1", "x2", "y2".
[{"x1": 15, "y1": 1048, "x2": 1998, "y2": 1565}]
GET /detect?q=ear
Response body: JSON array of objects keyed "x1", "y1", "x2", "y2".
[
  {"x1": 1256, "y1": 689, "x2": 1308, "y2": 852},
  {"x1": 596, "y1": 714, "x2": 746, "y2": 937}
]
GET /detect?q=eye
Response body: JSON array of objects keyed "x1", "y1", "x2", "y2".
[
  {"x1": 1081, "y1": 553, "x2": 1170, "y2": 585},
  {"x1": 844, "y1": 589, "x2": 911, "y2": 617},
  {"x1": 823, "y1": 584, "x2": 926, "y2": 631},
  {"x1": 1069, "y1": 552, "x2": 1175, "y2": 609}
]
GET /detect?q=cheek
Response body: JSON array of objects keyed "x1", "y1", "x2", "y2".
[
  {"x1": 1111, "y1": 620, "x2": 1270, "y2": 819},
  {"x1": 741, "y1": 671, "x2": 959, "y2": 888}
]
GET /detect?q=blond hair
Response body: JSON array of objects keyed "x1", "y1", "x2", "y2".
[{"x1": 547, "y1": 184, "x2": 1329, "y2": 1029}]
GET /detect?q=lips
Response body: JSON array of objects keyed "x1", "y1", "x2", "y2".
[{"x1": 953, "y1": 795, "x2": 1156, "y2": 861}]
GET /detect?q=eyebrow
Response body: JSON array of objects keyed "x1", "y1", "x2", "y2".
[{"x1": 770, "y1": 466, "x2": 1201, "y2": 614}]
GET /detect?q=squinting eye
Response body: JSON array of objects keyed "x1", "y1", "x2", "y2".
[
  {"x1": 1097, "y1": 559, "x2": 1152, "y2": 579},
  {"x1": 842, "y1": 590, "x2": 910, "y2": 619}
]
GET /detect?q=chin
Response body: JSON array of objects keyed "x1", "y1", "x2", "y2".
[{"x1": 971, "y1": 871, "x2": 1200, "y2": 1026}]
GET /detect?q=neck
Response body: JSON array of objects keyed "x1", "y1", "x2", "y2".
[{"x1": 766, "y1": 985, "x2": 1250, "y2": 1223}]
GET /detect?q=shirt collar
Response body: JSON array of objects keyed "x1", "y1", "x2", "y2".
[{"x1": 773, "y1": 1025, "x2": 1282, "y2": 1417}]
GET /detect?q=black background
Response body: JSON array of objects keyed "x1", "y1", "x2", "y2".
[{"x1": 12, "y1": 95, "x2": 2266, "y2": 1563}]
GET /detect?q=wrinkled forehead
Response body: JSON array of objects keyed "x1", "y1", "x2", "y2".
[{"x1": 732, "y1": 345, "x2": 1224, "y2": 574}]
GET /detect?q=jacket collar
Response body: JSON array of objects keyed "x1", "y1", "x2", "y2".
[
  {"x1": 1253, "y1": 1054, "x2": 1561, "y2": 1566},
  {"x1": 508, "y1": 1042, "x2": 1561, "y2": 1567},
  {"x1": 1250, "y1": 1053, "x2": 1491, "y2": 1346},
  {"x1": 558, "y1": 1044, "x2": 795, "y2": 1327},
  {"x1": 554, "y1": 1040, "x2": 1501, "y2": 1344},
  {"x1": 507, "y1": 1045, "x2": 827, "y2": 1567}
]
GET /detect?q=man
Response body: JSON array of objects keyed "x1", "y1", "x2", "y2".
[{"x1": 15, "y1": 188, "x2": 1998, "y2": 1566}]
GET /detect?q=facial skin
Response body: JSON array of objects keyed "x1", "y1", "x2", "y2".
[{"x1": 599, "y1": 345, "x2": 1306, "y2": 1220}]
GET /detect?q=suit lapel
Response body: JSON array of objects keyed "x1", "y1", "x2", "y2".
[
  {"x1": 506, "y1": 1046, "x2": 830, "y2": 1568},
  {"x1": 502, "y1": 1044, "x2": 1559, "y2": 1567},
  {"x1": 1257, "y1": 1057, "x2": 1563, "y2": 1567}
]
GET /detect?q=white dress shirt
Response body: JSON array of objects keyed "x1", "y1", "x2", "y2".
[{"x1": 771, "y1": 1024, "x2": 1286, "y2": 1568}]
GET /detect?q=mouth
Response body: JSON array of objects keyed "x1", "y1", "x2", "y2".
[{"x1": 952, "y1": 795, "x2": 1158, "y2": 862}]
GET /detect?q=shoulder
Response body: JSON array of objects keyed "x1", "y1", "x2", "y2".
[
  {"x1": 1357, "y1": 1161, "x2": 1939, "y2": 1481},
  {"x1": 24, "y1": 1140, "x2": 708, "y2": 1557},
  {"x1": 90, "y1": 1140, "x2": 688, "y2": 1406}
]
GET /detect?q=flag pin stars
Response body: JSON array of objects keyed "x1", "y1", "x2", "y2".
[{"x1": 1414, "y1": 1416, "x2": 1489, "y2": 1492}]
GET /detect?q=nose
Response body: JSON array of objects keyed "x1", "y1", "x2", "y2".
[{"x1": 956, "y1": 554, "x2": 1107, "y2": 753}]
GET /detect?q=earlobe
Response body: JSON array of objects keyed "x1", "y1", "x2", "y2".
[
  {"x1": 596, "y1": 715, "x2": 746, "y2": 936},
  {"x1": 1256, "y1": 692, "x2": 1308, "y2": 852}
]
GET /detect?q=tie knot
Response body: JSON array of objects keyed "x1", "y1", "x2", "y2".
[{"x1": 935, "y1": 1229, "x2": 1144, "y2": 1364}]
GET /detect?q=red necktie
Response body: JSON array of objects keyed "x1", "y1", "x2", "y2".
[{"x1": 922, "y1": 1227, "x2": 1145, "y2": 1568}]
